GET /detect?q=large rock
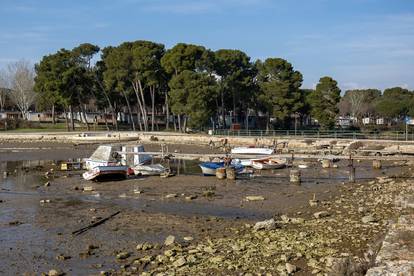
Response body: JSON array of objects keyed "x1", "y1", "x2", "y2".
[
  {"x1": 253, "y1": 218, "x2": 276, "y2": 231},
  {"x1": 286, "y1": 263, "x2": 297, "y2": 274}
]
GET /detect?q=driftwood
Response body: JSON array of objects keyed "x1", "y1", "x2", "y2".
[{"x1": 72, "y1": 211, "x2": 120, "y2": 236}]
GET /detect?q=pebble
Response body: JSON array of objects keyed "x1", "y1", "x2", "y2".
[
  {"x1": 286, "y1": 263, "x2": 297, "y2": 274},
  {"x1": 253, "y1": 218, "x2": 276, "y2": 231},
  {"x1": 185, "y1": 195, "x2": 197, "y2": 200},
  {"x1": 164, "y1": 235, "x2": 175, "y2": 246},
  {"x1": 361, "y1": 215, "x2": 378, "y2": 223},
  {"x1": 83, "y1": 186, "x2": 94, "y2": 192},
  {"x1": 246, "y1": 195, "x2": 265, "y2": 201},
  {"x1": 183, "y1": 236, "x2": 193, "y2": 241},
  {"x1": 173, "y1": 256, "x2": 186, "y2": 267},
  {"x1": 165, "y1": 193, "x2": 177, "y2": 198},
  {"x1": 116, "y1": 252, "x2": 130, "y2": 260},
  {"x1": 313, "y1": 211, "x2": 330, "y2": 219},
  {"x1": 48, "y1": 269, "x2": 63, "y2": 276}
]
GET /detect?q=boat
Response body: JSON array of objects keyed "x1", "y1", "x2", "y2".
[
  {"x1": 199, "y1": 162, "x2": 244, "y2": 176},
  {"x1": 231, "y1": 147, "x2": 274, "y2": 155},
  {"x1": 251, "y1": 158, "x2": 286, "y2": 170},
  {"x1": 132, "y1": 164, "x2": 166, "y2": 176},
  {"x1": 82, "y1": 165, "x2": 129, "y2": 181},
  {"x1": 84, "y1": 144, "x2": 152, "y2": 170}
]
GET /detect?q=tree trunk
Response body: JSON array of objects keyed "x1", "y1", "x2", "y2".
[
  {"x1": 64, "y1": 108, "x2": 70, "y2": 131},
  {"x1": 173, "y1": 114, "x2": 177, "y2": 131},
  {"x1": 132, "y1": 81, "x2": 145, "y2": 131},
  {"x1": 136, "y1": 105, "x2": 143, "y2": 131},
  {"x1": 52, "y1": 104, "x2": 56, "y2": 125},
  {"x1": 101, "y1": 109, "x2": 108, "y2": 131},
  {"x1": 137, "y1": 79, "x2": 148, "y2": 131},
  {"x1": 165, "y1": 91, "x2": 170, "y2": 131},
  {"x1": 183, "y1": 116, "x2": 187, "y2": 133},
  {"x1": 221, "y1": 88, "x2": 226, "y2": 128},
  {"x1": 151, "y1": 85, "x2": 156, "y2": 132},
  {"x1": 69, "y1": 105, "x2": 75, "y2": 131},
  {"x1": 121, "y1": 91, "x2": 135, "y2": 131},
  {"x1": 79, "y1": 102, "x2": 90, "y2": 131},
  {"x1": 178, "y1": 114, "x2": 182, "y2": 132}
]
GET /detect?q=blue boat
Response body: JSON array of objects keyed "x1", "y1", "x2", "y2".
[{"x1": 199, "y1": 162, "x2": 244, "y2": 176}]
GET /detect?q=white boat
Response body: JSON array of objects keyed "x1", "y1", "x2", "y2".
[
  {"x1": 231, "y1": 147, "x2": 274, "y2": 155},
  {"x1": 85, "y1": 144, "x2": 152, "y2": 170},
  {"x1": 82, "y1": 165, "x2": 129, "y2": 181},
  {"x1": 251, "y1": 158, "x2": 286, "y2": 170},
  {"x1": 233, "y1": 156, "x2": 274, "y2": 167},
  {"x1": 133, "y1": 164, "x2": 166, "y2": 176}
]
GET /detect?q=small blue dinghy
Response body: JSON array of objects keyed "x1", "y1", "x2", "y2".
[{"x1": 199, "y1": 162, "x2": 244, "y2": 176}]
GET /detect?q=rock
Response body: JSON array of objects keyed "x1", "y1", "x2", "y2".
[
  {"x1": 48, "y1": 269, "x2": 63, "y2": 276},
  {"x1": 164, "y1": 235, "x2": 175, "y2": 246},
  {"x1": 83, "y1": 186, "x2": 94, "y2": 192},
  {"x1": 165, "y1": 193, "x2": 177, "y2": 198},
  {"x1": 361, "y1": 215, "x2": 378, "y2": 223},
  {"x1": 185, "y1": 195, "x2": 197, "y2": 200},
  {"x1": 280, "y1": 215, "x2": 290, "y2": 223},
  {"x1": 286, "y1": 263, "x2": 297, "y2": 274},
  {"x1": 210, "y1": 256, "x2": 223, "y2": 264},
  {"x1": 173, "y1": 256, "x2": 186, "y2": 267},
  {"x1": 116, "y1": 252, "x2": 130, "y2": 260},
  {"x1": 44, "y1": 181, "x2": 50, "y2": 187},
  {"x1": 358, "y1": 207, "x2": 367, "y2": 213},
  {"x1": 40, "y1": 199, "x2": 51, "y2": 204},
  {"x1": 183, "y1": 236, "x2": 193, "y2": 241},
  {"x1": 133, "y1": 189, "x2": 143, "y2": 194},
  {"x1": 56, "y1": 254, "x2": 70, "y2": 261},
  {"x1": 253, "y1": 218, "x2": 276, "y2": 231},
  {"x1": 164, "y1": 249, "x2": 176, "y2": 257},
  {"x1": 246, "y1": 195, "x2": 265, "y2": 201},
  {"x1": 313, "y1": 211, "x2": 330, "y2": 219},
  {"x1": 309, "y1": 199, "x2": 318, "y2": 207}
]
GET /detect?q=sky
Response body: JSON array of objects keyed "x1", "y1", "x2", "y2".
[{"x1": 0, "y1": 0, "x2": 413, "y2": 91}]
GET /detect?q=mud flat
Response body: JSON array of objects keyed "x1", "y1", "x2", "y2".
[{"x1": 0, "y1": 142, "x2": 413, "y2": 275}]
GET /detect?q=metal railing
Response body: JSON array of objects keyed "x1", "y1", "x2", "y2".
[{"x1": 212, "y1": 129, "x2": 414, "y2": 141}]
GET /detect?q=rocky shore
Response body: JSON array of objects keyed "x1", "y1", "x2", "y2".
[{"x1": 99, "y1": 177, "x2": 413, "y2": 275}]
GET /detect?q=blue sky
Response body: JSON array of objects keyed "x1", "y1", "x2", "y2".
[{"x1": 1, "y1": 0, "x2": 413, "y2": 91}]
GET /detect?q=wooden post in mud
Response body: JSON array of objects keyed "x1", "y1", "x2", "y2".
[
  {"x1": 226, "y1": 167, "x2": 236, "y2": 180},
  {"x1": 290, "y1": 169, "x2": 301, "y2": 184},
  {"x1": 348, "y1": 155, "x2": 355, "y2": 183},
  {"x1": 216, "y1": 168, "x2": 226, "y2": 180},
  {"x1": 372, "y1": 160, "x2": 382, "y2": 169}
]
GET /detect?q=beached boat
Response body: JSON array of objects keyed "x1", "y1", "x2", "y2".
[
  {"x1": 132, "y1": 164, "x2": 166, "y2": 176},
  {"x1": 251, "y1": 158, "x2": 286, "y2": 170},
  {"x1": 231, "y1": 147, "x2": 274, "y2": 155},
  {"x1": 199, "y1": 162, "x2": 244, "y2": 176},
  {"x1": 85, "y1": 144, "x2": 152, "y2": 170},
  {"x1": 82, "y1": 165, "x2": 129, "y2": 181}
]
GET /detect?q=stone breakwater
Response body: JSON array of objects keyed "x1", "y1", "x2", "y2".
[
  {"x1": 98, "y1": 177, "x2": 413, "y2": 275},
  {"x1": 2, "y1": 131, "x2": 414, "y2": 156}
]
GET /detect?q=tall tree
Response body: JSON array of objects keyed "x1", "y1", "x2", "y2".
[
  {"x1": 161, "y1": 43, "x2": 207, "y2": 130},
  {"x1": 375, "y1": 87, "x2": 412, "y2": 119},
  {"x1": 71, "y1": 43, "x2": 100, "y2": 130},
  {"x1": 339, "y1": 89, "x2": 381, "y2": 119},
  {"x1": 169, "y1": 70, "x2": 217, "y2": 130},
  {"x1": 308, "y1": 76, "x2": 341, "y2": 129},
  {"x1": 214, "y1": 49, "x2": 255, "y2": 126},
  {"x1": 0, "y1": 69, "x2": 9, "y2": 111},
  {"x1": 256, "y1": 58, "x2": 303, "y2": 128},
  {"x1": 8, "y1": 60, "x2": 36, "y2": 120}
]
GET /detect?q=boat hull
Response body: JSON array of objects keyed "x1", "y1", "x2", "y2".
[
  {"x1": 83, "y1": 165, "x2": 129, "y2": 181},
  {"x1": 199, "y1": 162, "x2": 244, "y2": 176}
]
